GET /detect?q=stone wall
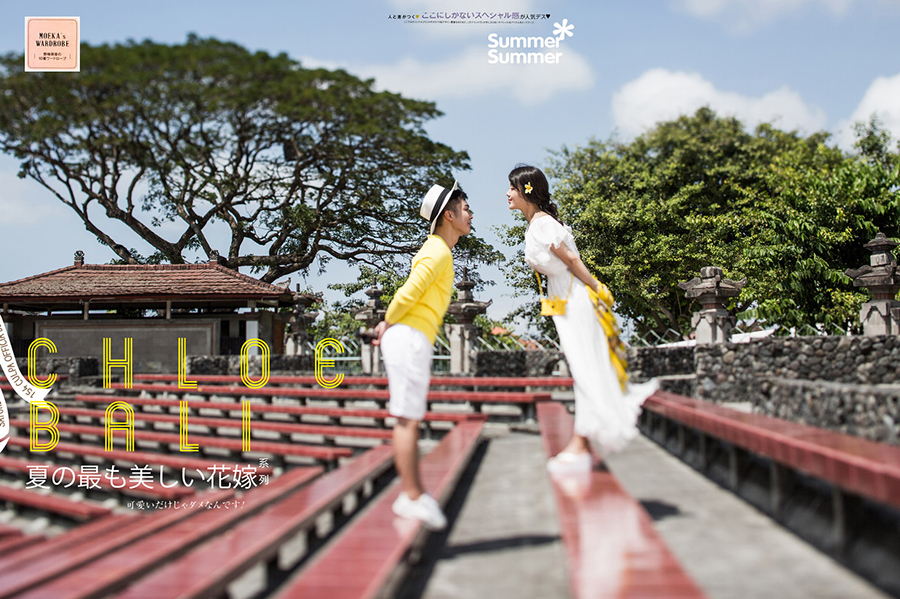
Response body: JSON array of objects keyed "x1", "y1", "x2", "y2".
[
  {"x1": 760, "y1": 377, "x2": 900, "y2": 444},
  {"x1": 471, "y1": 350, "x2": 565, "y2": 377},
  {"x1": 694, "y1": 336, "x2": 900, "y2": 404},
  {"x1": 628, "y1": 345, "x2": 695, "y2": 380},
  {"x1": 30, "y1": 318, "x2": 217, "y2": 373},
  {"x1": 464, "y1": 336, "x2": 900, "y2": 444},
  {"x1": 634, "y1": 335, "x2": 900, "y2": 446},
  {"x1": 16, "y1": 357, "x2": 99, "y2": 383},
  {"x1": 471, "y1": 346, "x2": 696, "y2": 392}
]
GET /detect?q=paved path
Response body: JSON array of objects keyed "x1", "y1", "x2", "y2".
[
  {"x1": 411, "y1": 427, "x2": 571, "y2": 599},
  {"x1": 605, "y1": 434, "x2": 891, "y2": 599},
  {"x1": 408, "y1": 427, "x2": 890, "y2": 598}
]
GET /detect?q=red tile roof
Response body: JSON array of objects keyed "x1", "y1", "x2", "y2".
[{"x1": 0, "y1": 263, "x2": 291, "y2": 303}]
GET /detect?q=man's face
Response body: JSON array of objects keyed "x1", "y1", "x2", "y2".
[{"x1": 449, "y1": 199, "x2": 473, "y2": 236}]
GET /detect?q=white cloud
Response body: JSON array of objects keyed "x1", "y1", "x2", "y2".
[
  {"x1": 834, "y1": 72, "x2": 900, "y2": 149},
  {"x1": 304, "y1": 45, "x2": 594, "y2": 105},
  {"x1": 612, "y1": 68, "x2": 826, "y2": 138},
  {"x1": 677, "y1": 0, "x2": 731, "y2": 17},
  {"x1": 671, "y1": 0, "x2": 869, "y2": 30}
]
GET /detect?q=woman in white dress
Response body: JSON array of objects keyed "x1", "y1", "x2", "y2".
[{"x1": 507, "y1": 165, "x2": 658, "y2": 472}]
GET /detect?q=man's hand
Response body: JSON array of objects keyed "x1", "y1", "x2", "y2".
[{"x1": 372, "y1": 320, "x2": 391, "y2": 346}]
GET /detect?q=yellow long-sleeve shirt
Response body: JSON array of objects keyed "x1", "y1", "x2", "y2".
[{"x1": 384, "y1": 235, "x2": 454, "y2": 344}]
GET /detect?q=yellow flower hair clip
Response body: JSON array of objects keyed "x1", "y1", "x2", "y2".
[{"x1": 524, "y1": 182, "x2": 533, "y2": 194}]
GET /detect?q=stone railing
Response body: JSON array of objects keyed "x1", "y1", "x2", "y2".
[{"x1": 627, "y1": 335, "x2": 900, "y2": 445}]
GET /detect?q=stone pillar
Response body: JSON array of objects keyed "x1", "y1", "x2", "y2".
[
  {"x1": 354, "y1": 281, "x2": 386, "y2": 374},
  {"x1": 445, "y1": 268, "x2": 492, "y2": 374},
  {"x1": 678, "y1": 266, "x2": 746, "y2": 344},
  {"x1": 446, "y1": 324, "x2": 481, "y2": 374},
  {"x1": 246, "y1": 315, "x2": 259, "y2": 355},
  {"x1": 284, "y1": 290, "x2": 321, "y2": 356},
  {"x1": 845, "y1": 232, "x2": 900, "y2": 336}
]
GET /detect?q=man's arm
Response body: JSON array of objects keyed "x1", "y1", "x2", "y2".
[{"x1": 373, "y1": 247, "x2": 451, "y2": 345}]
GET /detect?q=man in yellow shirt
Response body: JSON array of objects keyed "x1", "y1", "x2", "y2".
[{"x1": 372, "y1": 181, "x2": 472, "y2": 530}]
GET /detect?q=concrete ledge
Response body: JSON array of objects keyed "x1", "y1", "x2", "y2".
[{"x1": 640, "y1": 400, "x2": 900, "y2": 597}]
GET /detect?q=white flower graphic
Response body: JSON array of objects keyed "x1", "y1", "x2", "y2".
[{"x1": 553, "y1": 18, "x2": 574, "y2": 41}]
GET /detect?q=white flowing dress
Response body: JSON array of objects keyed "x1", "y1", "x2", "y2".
[{"x1": 525, "y1": 215, "x2": 658, "y2": 455}]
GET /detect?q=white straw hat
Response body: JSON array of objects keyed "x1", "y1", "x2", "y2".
[{"x1": 420, "y1": 180, "x2": 459, "y2": 234}]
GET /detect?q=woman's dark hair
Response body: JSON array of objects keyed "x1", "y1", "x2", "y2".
[{"x1": 508, "y1": 164, "x2": 561, "y2": 223}]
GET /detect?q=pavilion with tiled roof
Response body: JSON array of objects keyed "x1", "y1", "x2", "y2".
[{"x1": 0, "y1": 251, "x2": 297, "y2": 370}]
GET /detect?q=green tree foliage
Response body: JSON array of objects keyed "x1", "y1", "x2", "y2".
[
  {"x1": 740, "y1": 119, "x2": 900, "y2": 329},
  {"x1": 0, "y1": 36, "x2": 475, "y2": 282},
  {"x1": 316, "y1": 265, "x2": 406, "y2": 341},
  {"x1": 502, "y1": 108, "x2": 900, "y2": 337}
]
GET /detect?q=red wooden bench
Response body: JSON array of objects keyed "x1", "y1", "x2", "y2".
[
  {"x1": 0, "y1": 524, "x2": 21, "y2": 539},
  {"x1": 10, "y1": 467, "x2": 323, "y2": 599},
  {"x1": 642, "y1": 391, "x2": 900, "y2": 595},
  {"x1": 115, "y1": 444, "x2": 396, "y2": 599},
  {"x1": 108, "y1": 382, "x2": 550, "y2": 422},
  {"x1": 275, "y1": 419, "x2": 484, "y2": 599},
  {"x1": 0, "y1": 488, "x2": 235, "y2": 597},
  {"x1": 0, "y1": 513, "x2": 133, "y2": 572},
  {"x1": 8, "y1": 418, "x2": 353, "y2": 465},
  {"x1": 538, "y1": 401, "x2": 707, "y2": 599},
  {"x1": 0, "y1": 460, "x2": 322, "y2": 598},
  {"x1": 74, "y1": 393, "x2": 488, "y2": 435},
  {"x1": 126, "y1": 375, "x2": 568, "y2": 424},
  {"x1": 0, "y1": 525, "x2": 40, "y2": 560},
  {"x1": 54, "y1": 405, "x2": 394, "y2": 444},
  {"x1": 0, "y1": 376, "x2": 67, "y2": 396},
  {"x1": 0, "y1": 482, "x2": 112, "y2": 522},
  {"x1": 644, "y1": 391, "x2": 900, "y2": 509},
  {"x1": 0, "y1": 534, "x2": 45, "y2": 558},
  {"x1": 133, "y1": 373, "x2": 573, "y2": 388},
  {"x1": 110, "y1": 382, "x2": 551, "y2": 407},
  {"x1": 4, "y1": 436, "x2": 274, "y2": 479}
]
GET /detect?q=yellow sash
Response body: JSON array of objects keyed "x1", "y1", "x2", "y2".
[{"x1": 587, "y1": 279, "x2": 629, "y2": 391}]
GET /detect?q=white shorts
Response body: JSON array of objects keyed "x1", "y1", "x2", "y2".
[{"x1": 380, "y1": 324, "x2": 434, "y2": 421}]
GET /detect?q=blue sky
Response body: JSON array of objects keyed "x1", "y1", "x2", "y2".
[{"x1": 2, "y1": 0, "x2": 900, "y2": 324}]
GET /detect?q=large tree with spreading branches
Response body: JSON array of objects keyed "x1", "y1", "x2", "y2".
[{"x1": 0, "y1": 35, "x2": 480, "y2": 281}]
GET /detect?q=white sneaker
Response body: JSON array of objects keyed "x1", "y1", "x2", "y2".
[
  {"x1": 547, "y1": 451, "x2": 593, "y2": 474},
  {"x1": 392, "y1": 491, "x2": 447, "y2": 531}
]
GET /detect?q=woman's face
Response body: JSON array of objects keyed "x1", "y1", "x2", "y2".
[{"x1": 507, "y1": 182, "x2": 528, "y2": 213}]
